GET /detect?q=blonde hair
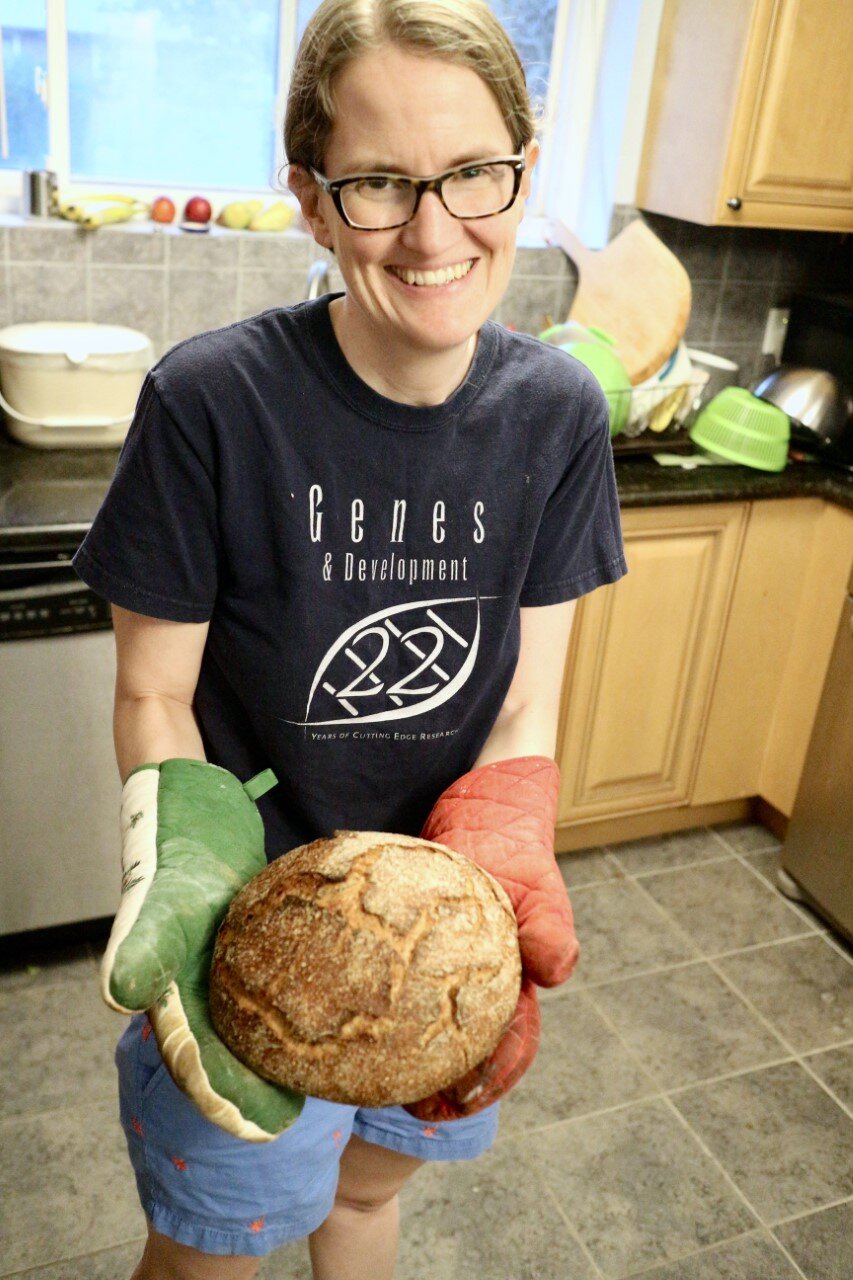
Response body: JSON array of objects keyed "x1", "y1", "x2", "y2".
[{"x1": 284, "y1": 0, "x2": 536, "y2": 172}]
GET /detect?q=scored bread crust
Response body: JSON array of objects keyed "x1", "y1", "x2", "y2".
[{"x1": 209, "y1": 830, "x2": 521, "y2": 1107}]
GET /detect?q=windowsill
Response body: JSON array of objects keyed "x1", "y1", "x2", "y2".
[
  {"x1": 0, "y1": 210, "x2": 310, "y2": 242},
  {"x1": 0, "y1": 209, "x2": 557, "y2": 250}
]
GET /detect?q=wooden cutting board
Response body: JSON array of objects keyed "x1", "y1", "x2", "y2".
[{"x1": 547, "y1": 219, "x2": 692, "y2": 385}]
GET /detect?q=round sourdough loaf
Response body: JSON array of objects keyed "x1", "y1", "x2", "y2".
[{"x1": 208, "y1": 830, "x2": 521, "y2": 1107}]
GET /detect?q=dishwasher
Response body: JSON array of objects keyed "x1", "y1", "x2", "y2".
[
  {"x1": 0, "y1": 536, "x2": 120, "y2": 936},
  {"x1": 777, "y1": 564, "x2": 853, "y2": 944}
]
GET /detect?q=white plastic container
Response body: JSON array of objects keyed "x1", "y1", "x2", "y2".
[{"x1": 0, "y1": 322, "x2": 153, "y2": 449}]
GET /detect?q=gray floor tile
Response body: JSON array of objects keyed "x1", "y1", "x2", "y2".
[
  {"x1": 716, "y1": 936, "x2": 853, "y2": 1052},
  {"x1": 11, "y1": 1239, "x2": 145, "y2": 1279},
  {"x1": 742, "y1": 848, "x2": 786, "y2": 887},
  {"x1": 499, "y1": 990, "x2": 656, "y2": 1135},
  {"x1": 397, "y1": 1138, "x2": 597, "y2": 1280},
  {"x1": 0, "y1": 980, "x2": 120, "y2": 1117},
  {"x1": 713, "y1": 821, "x2": 782, "y2": 854},
  {"x1": 803, "y1": 1044, "x2": 853, "y2": 1111},
  {"x1": 526, "y1": 1098, "x2": 757, "y2": 1279},
  {"x1": 639, "y1": 861, "x2": 815, "y2": 956},
  {"x1": 774, "y1": 1201, "x2": 853, "y2": 1280},
  {"x1": 568, "y1": 880, "x2": 700, "y2": 984},
  {"x1": 672, "y1": 1062, "x2": 853, "y2": 1221},
  {"x1": 0, "y1": 1099, "x2": 145, "y2": 1274},
  {"x1": 0, "y1": 942, "x2": 98, "y2": 993},
  {"x1": 557, "y1": 847, "x2": 622, "y2": 889},
  {"x1": 606, "y1": 827, "x2": 730, "y2": 875},
  {"x1": 627, "y1": 1230, "x2": 802, "y2": 1279},
  {"x1": 588, "y1": 962, "x2": 787, "y2": 1089}
]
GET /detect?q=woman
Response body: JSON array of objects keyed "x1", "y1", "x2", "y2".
[{"x1": 74, "y1": 1, "x2": 627, "y2": 1276}]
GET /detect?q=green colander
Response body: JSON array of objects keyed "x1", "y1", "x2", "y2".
[{"x1": 689, "y1": 387, "x2": 790, "y2": 472}]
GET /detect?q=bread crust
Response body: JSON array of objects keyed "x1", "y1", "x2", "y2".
[{"x1": 209, "y1": 830, "x2": 521, "y2": 1106}]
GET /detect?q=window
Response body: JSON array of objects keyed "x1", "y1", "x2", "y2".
[
  {"x1": 1, "y1": 2, "x2": 49, "y2": 173},
  {"x1": 0, "y1": 0, "x2": 563, "y2": 212},
  {"x1": 66, "y1": 0, "x2": 282, "y2": 188},
  {"x1": 490, "y1": 0, "x2": 559, "y2": 116}
]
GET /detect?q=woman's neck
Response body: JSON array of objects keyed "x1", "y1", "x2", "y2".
[{"x1": 328, "y1": 296, "x2": 477, "y2": 407}]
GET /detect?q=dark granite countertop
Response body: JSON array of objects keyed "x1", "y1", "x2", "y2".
[
  {"x1": 0, "y1": 434, "x2": 850, "y2": 552},
  {"x1": 611, "y1": 451, "x2": 852, "y2": 511}
]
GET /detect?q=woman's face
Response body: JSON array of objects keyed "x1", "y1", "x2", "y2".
[{"x1": 300, "y1": 45, "x2": 537, "y2": 357}]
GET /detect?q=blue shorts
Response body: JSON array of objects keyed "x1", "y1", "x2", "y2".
[{"x1": 116, "y1": 1014, "x2": 499, "y2": 1257}]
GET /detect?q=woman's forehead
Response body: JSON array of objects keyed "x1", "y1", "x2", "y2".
[{"x1": 325, "y1": 46, "x2": 513, "y2": 171}]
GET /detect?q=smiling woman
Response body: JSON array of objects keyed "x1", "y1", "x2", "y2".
[
  {"x1": 70, "y1": 2, "x2": 626, "y2": 1278},
  {"x1": 288, "y1": 42, "x2": 539, "y2": 401}
]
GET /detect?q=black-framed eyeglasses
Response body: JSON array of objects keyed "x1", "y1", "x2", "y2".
[{"x1": 309, "y1": 152, "x2": 526, "y2": 230}]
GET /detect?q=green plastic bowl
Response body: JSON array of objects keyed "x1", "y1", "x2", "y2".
[
  {"x1": 689, "y1": 387, "x2": 790, "y2": 472},
  {"x1": 558, "y1": 328, "x2": 631, "y2": 437}
]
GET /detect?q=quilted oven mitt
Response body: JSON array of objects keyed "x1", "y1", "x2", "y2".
[
  {"x1": 101, "y1": 758, "x2": 304, "y2": 1143},
  {"x1": 406, "y1": 756, "x2": 578, "y2": 1121}
]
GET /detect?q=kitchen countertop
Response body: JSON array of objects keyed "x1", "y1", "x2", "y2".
[
  {"x1": 0, "y1": 435, "x2": 850, "y2": 549},
  {"x1": 609, "y1": 450, "x2": 852, "y2": 510}
]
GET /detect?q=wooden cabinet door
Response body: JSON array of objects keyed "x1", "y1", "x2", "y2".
[
  {"x1": 556, "y1": 503, "x2": 747, "y2": 826},
  {"x1": 637, "y1": 0, "x2": 853, "y2": 229},
  {"x1": 725, "y1": 0, "x2": 853, "y2": 220}
]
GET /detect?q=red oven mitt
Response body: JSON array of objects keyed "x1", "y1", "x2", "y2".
[{"x1": 405, "y1": 756, "x2": 578, "y2": 1122}]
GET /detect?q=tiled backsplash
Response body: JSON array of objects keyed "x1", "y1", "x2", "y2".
[
  {"x1": 1, "y1": 210, "x2": 848, "y2": 386},
  {"x1": 0, "y1": 218, "x2": 572, "y2": 359}
]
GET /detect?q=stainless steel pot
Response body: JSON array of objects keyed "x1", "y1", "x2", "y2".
[{"x1": 752, "y1": 365, "x2": 853, "y2": 467}]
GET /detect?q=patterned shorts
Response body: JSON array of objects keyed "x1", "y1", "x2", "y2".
[{"x1": 116, "y1": 1014, "x2": 499, "y2": 1257}]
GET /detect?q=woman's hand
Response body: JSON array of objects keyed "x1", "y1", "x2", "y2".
[
  {"x1": 406, "y1": 755, "x2": 578, "y2": 1121},
  {"x1": 101, "y1": 759, "x2": 304, "y2": 1142}
]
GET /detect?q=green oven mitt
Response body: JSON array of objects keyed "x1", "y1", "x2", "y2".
[{"x1": 101, "y1": 758, "x2": 304, "y2": 1143}]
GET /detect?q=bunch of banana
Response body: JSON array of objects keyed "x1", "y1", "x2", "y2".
[
  {"x1": 56, "y1": 192, "x2": 149, "y2": 231},
  {"x1": 216, "y1": 199, "x2": 295, "y2": 232}
]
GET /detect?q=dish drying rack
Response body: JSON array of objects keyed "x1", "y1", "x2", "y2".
[{"x1": 611, "y1": 376, "x2": 711, "y2": 454}]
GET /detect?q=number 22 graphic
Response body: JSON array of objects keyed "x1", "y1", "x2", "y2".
[{"x1": 336, "y1": 624, "x2": 445, "y2": 699}]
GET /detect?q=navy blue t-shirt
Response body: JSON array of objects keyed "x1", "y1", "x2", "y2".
[{"x1": 74, "y1": 295, "x2": 627, "y2": 856}]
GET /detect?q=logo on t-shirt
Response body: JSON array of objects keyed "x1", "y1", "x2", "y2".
[{"x1": 285, "y1": 596, "x2": 494, "y2": 728}]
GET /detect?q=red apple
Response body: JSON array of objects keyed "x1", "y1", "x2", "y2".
[
  {"x1": 184, "y1": 196, "x2": 212, "y2": 224},
  {"x1": 151, "y1": 196, "x2": 176, "y2": 224}
]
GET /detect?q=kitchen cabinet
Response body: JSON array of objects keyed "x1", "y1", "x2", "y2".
[
  {"x1": 694, "y1": 497, "x2": 853, "y2": 812},
  {"x1": 554, "y1": 495, "x2": 853, "y2": 853},
  {"x1": 555, "y1": 502, "x2": 747, "y2": 831},
  {"x1": 636, "y1": 0, "x2": 853, "y2": 231}
]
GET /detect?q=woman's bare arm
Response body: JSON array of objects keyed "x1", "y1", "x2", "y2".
[
  {"x1": 111, "y1": 604, "x2": 210, "y2": 782},
  {"x1": 473, "y1": 600, "x2": 577, "y2": 767}
]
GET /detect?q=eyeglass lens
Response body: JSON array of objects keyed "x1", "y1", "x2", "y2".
[{"x1": 340, "y1": 162, "x2": 517, "y2": 229}]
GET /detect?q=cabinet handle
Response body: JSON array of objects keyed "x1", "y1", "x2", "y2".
[{"x1": 727, "y1": 197, "x2": 742, "y2": 211}]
